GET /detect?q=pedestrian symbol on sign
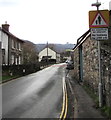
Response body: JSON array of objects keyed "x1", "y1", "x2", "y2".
[
  {"x1": 96, "y1": 15, "x2": 101, "y2": 25},
  {"x1": 91, "y1": 12, "x2": 108, "y2": 27}
]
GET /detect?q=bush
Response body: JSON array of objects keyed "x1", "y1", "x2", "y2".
[
  {"x1": 2, "y1": 63, "x2": 41, "y2": 76},
  {"x1": 101, "y1": 106, "x2": 111, "y2": 118}
]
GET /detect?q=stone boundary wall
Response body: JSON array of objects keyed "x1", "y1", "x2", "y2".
[
  {"x1": 82, "y1": 37, "x2": 99, "y2": 93},
  {"x1": 73, "y1": 48, "x2": 79, "y2": 82}
]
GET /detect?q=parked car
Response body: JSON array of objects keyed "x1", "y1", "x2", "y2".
[
  {"x1": 65, "y1": 60, "x2": 70, "y2": 63},
  {"x1": 66, "y1": 61, "x2": 74, "y2": 70}
]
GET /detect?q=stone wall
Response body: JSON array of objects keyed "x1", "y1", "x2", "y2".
[
  {"x1": 82, "y1": 37, "x2": 99, "y2": 93},
  {"x1": 73, "y1": 47, "x2": 79, "y2": 81},
  {"x1": 100, "y1": 38, "x2": 111, "y2": 106},
  {"x1": 100, "y1": 10, "x2": 111, "y2": 106},
  {"x1": 101, "y1": 46, "x2": 111, "y2": 106}
]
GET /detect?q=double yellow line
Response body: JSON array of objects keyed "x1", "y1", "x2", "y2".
[{"x1": 59, "y1": 74, "x2": 68, "y2": 120}]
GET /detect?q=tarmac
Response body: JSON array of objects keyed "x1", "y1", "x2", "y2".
[{"x1": 67, "y1": 70, "x2": 107, "y2": 119}]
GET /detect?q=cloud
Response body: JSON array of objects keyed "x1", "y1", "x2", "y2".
[
  {"x1": 0, "y1": 0, "x2": 19, "y2": 7},
  {"x1": 0, "y1": 0, "x2": 110, "y2": 44}
]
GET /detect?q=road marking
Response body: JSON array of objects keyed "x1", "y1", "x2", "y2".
[
  {"x1": 63, "y1": 90, "x2": 68, "y2": 119},
  {"x1": 59, "y1": 70, "x2": 68, "y2": 120},
  {"x1": 59, "y1": 73, "x2": 65, "y2": 119}
]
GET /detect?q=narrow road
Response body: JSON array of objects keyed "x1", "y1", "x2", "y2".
[{"x1": 2, "y1": 63, "x2": 66, "y2": 118}]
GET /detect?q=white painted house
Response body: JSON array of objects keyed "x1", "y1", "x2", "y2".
[
  {"x1": 0, "y1": 23, "x2": 24, "y2": 65},
  {"x1": 39, "y1": 47, "x2": 60, "y2": 63},
  {"x1": 0, "y1": 27, "x2": 8, "y2": 65}
]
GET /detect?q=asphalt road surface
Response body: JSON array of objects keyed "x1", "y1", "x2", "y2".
[{"x1": 2, "y1": 63, "x2": 66, "y2": 118}]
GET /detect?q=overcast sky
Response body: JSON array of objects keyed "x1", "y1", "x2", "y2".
[{"x1": 0, "y1": 0, "x2": 110, "y2": 44}]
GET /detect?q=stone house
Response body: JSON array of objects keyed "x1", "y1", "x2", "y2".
[
  {"x1": 0, "y1": 23, "x2": 24, "y2": 65},
  {"x1": 73, "y1": 11, "x2": 111, "y2": 107},
  {"x1": 39, "y1": 47, "x2": 61, "y2": 63}
]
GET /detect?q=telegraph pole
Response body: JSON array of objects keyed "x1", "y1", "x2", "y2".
[
  {"x1": 91, "y1": 0, "x2": 103, "y2": 107},
  {"x1": 47, "y1": 41, "x2": 49, "y2": 65}
]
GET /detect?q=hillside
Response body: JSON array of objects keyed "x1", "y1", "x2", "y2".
[{"x1": 36, "y1": 43, "x2": 75, "y2": 53}]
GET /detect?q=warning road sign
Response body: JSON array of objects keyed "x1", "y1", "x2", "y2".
[
  {"x1": 91, "y1": 13, "x2": 108, "y2": 27},
  {"x1": 89, "y1": 10, "x2": 109, "y2": 28}
]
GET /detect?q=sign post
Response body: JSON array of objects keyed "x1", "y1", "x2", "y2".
[{"x1": 90, "y1": 1, "x2": 109, "y2": 107}]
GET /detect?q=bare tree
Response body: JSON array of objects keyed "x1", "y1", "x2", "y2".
[{"x1": 23, "y1": 40, "x2": 38, "y2": 64}]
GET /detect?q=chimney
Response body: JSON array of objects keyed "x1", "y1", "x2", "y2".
[
  {"x1": 2, "y1": 21, "x2": 10, "y2": 31},
  {"x1": 109, "y1": 1, "x2": 111, "y2": 10}
]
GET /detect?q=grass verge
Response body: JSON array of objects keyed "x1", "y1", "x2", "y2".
[
  {"x1": 1, "y1": 75, "x2": 20, "y2": 83},
  {"x1": 101, "y1": 106, "x2": 111, "y2": 118}
]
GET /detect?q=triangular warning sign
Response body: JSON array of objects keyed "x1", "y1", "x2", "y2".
[{"x1": 91, "y1": 12, "x2": 108, "y2": 27}]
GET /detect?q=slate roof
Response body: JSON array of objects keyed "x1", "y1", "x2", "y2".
[{"x1": 0, "y1": 26, "x2": 24, "y2": 42}]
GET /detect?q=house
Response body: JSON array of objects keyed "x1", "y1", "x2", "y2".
[
  {"x1": 38, "y1": 47, "x2": 60, "y2": 63},
  {"x1": 0, "y1": 23, "x2": 24, "y2": 65}
]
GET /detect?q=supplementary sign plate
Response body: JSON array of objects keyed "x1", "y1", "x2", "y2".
[{"x1": 91, "y1": 28, "x2": 108, "y2": 40}]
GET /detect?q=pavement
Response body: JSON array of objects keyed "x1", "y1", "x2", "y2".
[{"x1": 67, "y1": 70, "x2": 107, "y2": 119}]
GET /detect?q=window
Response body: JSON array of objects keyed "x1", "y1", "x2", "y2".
[
  {"x1": 16, "y1": 42, "x2": 19, "y2": 49},
  {"x1": 2, "y1": 49, "x2": 5, "y2": 64},
  {"x1": 11, "y1": 54, "x2": 14, "y2": 64},
  {"x1": 12, "y1": 39, "x2": 14, "y2": 48},
  {"x1": 18, "y1": 55, "x2": 21, "y2": 64},
  {"x1": 19, "y1": 43, "x2": 21, "y2": 50},
  {"x1": 15, "y1": 57, "x2": 17, "y2": 65},
  {"x1": 14, "y1": 41, "x2": 16, "y2": 48}
]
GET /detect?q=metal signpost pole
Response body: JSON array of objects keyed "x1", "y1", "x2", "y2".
[
  {"x1": 97, "y1": 3, "x2": 103, "y2": 107},
  {"x1": 91, "y1": 0, "x2": 103, "y2": 107},
  {"x1": 98, "y1": 39, "x2": 103, "y2": 107}
]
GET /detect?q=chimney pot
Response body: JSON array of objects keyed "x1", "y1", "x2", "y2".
[{"x1": 2, "y1": 22, "x2": 10, "y2": 31}]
